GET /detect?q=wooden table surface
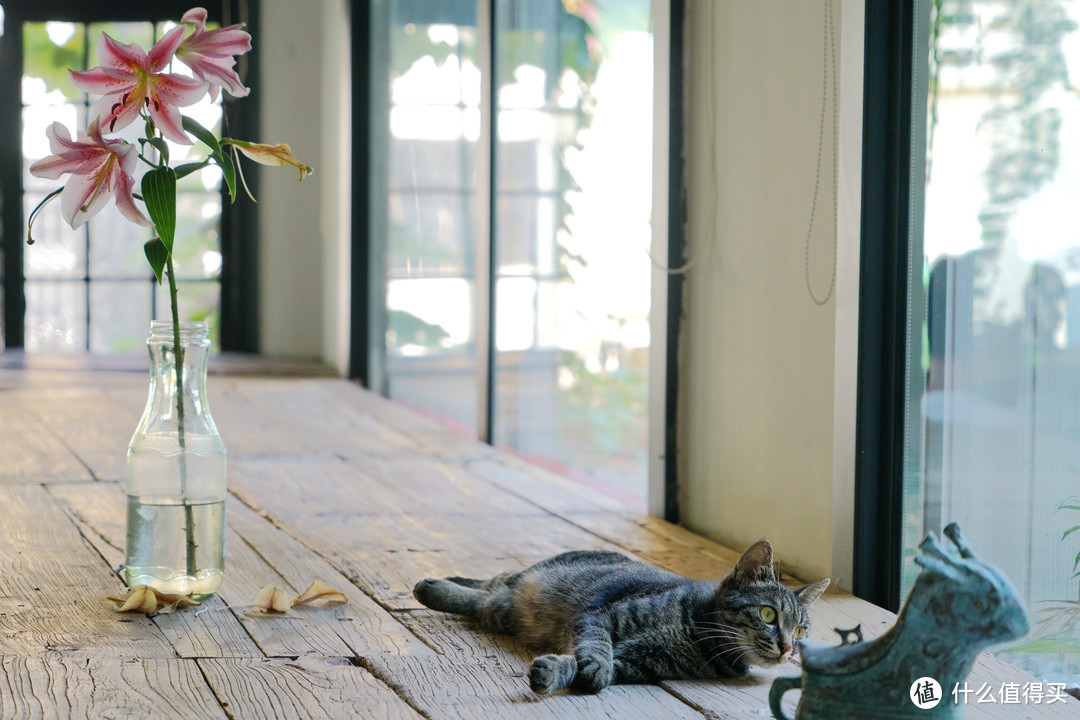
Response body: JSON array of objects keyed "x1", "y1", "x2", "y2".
[{"x1": 0, "y1": 365, "x2": 1075, "y2": 719}]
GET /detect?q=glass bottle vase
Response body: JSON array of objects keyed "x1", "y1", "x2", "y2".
[{"x1": 125, "y1": 320, "x2": 226, "y2": 597}]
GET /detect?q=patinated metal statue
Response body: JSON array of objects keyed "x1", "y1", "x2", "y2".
[{"x1": 770, "y1": 523, "x2": 1029, "y2": 719}]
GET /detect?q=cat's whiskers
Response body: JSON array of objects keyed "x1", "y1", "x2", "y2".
[
  {"x1": 705, "y1": 641, "x2": 756, "y2": 670},
  {"x1": 690, "y1": 630, "x2": 745, "y2": 646}
]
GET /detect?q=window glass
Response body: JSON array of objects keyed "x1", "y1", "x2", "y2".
[
  {"x1": 906, "y1": 0, "x2": 1080, "y2": 685},
  {"x1": 492, "y1": 1, "x2": 652, "y2": 508},
  {"x1": 383, "y1": 5, "x2": 481, "y2": 431},
  {"x1": 382, "y1": 1, "x2": 655, "y2": 509}
]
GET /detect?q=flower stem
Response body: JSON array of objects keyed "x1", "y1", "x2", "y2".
[{"x1": 165, "y1": 254, "x2": 197, "y2": 579}]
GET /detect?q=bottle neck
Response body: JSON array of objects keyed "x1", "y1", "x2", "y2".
[
  {"x1": 148, "y1": 320, "x2": 211, "y2": 346},
  {"x1": 143, "y1": 321, "x2": 215, "y2": 433}
]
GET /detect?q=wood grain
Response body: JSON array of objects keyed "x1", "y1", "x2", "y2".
[
  {"x1": 226, "y1": 498, "x2": 432, "y2": 658},
  {"x1": 364, "y1": 654, "x2": 710, "y2": 720},
  {"x1": 231, "y1": 378, "x2": 422, "y2": 458},
  {"x1": 0, "y1": 656, "x2": 228, "y2": 719},
  {"x1": 0, "y1": 391, "x2": 91, "y2": 482},
  {"x1": 19, "y1": 386, "x2": 144, "y2": 481},
  {"x1": 198, "y1": 657, "x2": 425, "y2": 720},
  {"x1": 0, "y1": 485, "x2": 176, "y2": 658}
]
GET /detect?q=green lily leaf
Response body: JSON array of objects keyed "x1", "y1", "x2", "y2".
[
  {"x1": 144, "y1": 238, "x2": 170, "y2": 285},
  {"x1": 219, "y1": 149, "x2": 237, "y2": 202},
  {"x1": 141, "y1": 167, "x2": 177, "y2": 253},
  {"x1": 182, "y1": 115, "x2": 236, "y2": 202},
  {"x1": 144, "y1": 137, "x2": 170, "y2": 165},
  {"x1": 182, "y1": 115, "x2": 222, "y2": 155},
  {"x1": 174, "y1": 161, "x2": 210, "y2": 179}
]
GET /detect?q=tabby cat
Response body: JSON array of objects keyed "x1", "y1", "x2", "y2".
[{"x1": 413, "y1": 539, "x2": 830, "y2": 694}]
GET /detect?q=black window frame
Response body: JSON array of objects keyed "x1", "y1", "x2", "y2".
[
  {"x1": 0, "y1": 0, "x2": 260, "y2": 353},
  {"x1": 854, "y1": 0, "x2": 934, "y2": 612}
]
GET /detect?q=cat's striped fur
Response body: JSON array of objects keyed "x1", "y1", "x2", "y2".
[{"x1": 413, "y1": 540, "x2": 829, "y2": 694}]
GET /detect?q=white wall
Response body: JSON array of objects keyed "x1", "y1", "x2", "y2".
[
  {"x1": 680, "y1": 0, "x2": 862, "y2": 587},
  {"x1": 257, "y1": 0, "x2": 351, "y2": 373}
]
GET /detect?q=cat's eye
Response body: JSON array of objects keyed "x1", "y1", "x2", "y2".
[
  {"x1": 793, "y1": 626, "x2": 806, "y2": 639},
  {"x1": 759, "y1": 606, "x2": 777, "y2": 623}
]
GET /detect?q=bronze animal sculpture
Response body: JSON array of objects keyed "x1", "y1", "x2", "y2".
[{"x1": 770, "y1": 523, "x2": 1029, "y2": 719}]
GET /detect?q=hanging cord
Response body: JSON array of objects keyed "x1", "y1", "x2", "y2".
[{"x1": 804, "y1": 0, "x2": 839, "y2": 306}]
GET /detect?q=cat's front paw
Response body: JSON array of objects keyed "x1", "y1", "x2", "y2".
[
  {"x1": 572, "y1": 655, "x2": 614, "y2": 694},
  {"x1": 529, "y1": 654, "x2": 576, "y2": 694}
]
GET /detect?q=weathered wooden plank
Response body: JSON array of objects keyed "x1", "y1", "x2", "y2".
[
  {"x1": 0, "y1": 391, "x2": 91, "y2": 482},
  {"x1": 46, "y1": 482, "x2": 262, "y2": 659},
  {"x1": 227, "y1": 455, "x2": 617, "y2": 610},
  {"x1": 327, "y1": 383, "x2": 497, "y2": 457},
  {"x1": 662, "y1": 670, "x2": 799, "y2": 720},
  {"x1": 198, "y1": 657, "x2": 424, "y2": 720},
  {"x1": 50, "y1": 478, "x2": 430, "y2": 660},
  {"x1": 0, "y1": 656, "x2": 229, "y2": 719},
  {"x1": 0, "y1": 485, "x2": 176, "y2": 658},
  {"x1": 207, "y1": 379, "x2": 313, "y2": 456},
  {"x1": 227, "y1": 499, "x2": 432, "y2": 658},
  {"x1": 364, "y1": 654, "x2": 709, "y2": 720},
  {"x1": 231, "y1": 378, "x2": 422, "y2": 457},
  {"x1": 393, "y1": 609, "x2": 533, "y2": 660},
  {"x1": 18, "y1": 386, "x2": 143, "y2": 482}
]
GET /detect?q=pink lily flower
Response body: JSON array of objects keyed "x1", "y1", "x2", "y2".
[
  {"x1": 28, "y1": 119, "x2": 152, "y2": 230},
  {"x1": 176, "y1": 7, "x2": 252, "y2": 101},
  {"x1": 69, "y1": 27, "x2": 208, "y2": 144}
]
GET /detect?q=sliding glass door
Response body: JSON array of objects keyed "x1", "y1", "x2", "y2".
[
  {"x1": 374, "y1": 0, "x2": 657, "y2": 509},
  {"x1": 901, "y1": 0, "x2": 1080, "y2": 685}
]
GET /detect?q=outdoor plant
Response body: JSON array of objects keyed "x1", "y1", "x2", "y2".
[
  {"x1": 1007, "y1": 497, "x2": 1080, "y2": 659},
  {"x1": 24, "y1": 7, "x2": 311, "y2": 588}
]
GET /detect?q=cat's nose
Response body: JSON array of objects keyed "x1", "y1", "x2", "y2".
[{"x1": 778, "y1": 640, "x2": 793, "y2": 658}]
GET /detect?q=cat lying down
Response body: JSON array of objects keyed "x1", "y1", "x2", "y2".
[{"x1": 413, "y1": 539, "x2": 829, "y2": 694}]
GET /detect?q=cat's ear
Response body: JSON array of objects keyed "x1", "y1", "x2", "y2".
[
  {"x1": 731, "y1": 539, "x2": 776, "y2": 585},
  {"x1": 795, "y1": 578, "x2": 831, "y2": 606}
]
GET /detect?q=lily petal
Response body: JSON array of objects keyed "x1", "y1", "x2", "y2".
[
  {"x1": 179, "y1": 53, "x2": 248, "y2": 99},
  {"x1": 181, "y1": 7, "x2": 210, "y2": 27},
  {"x1": 109, "y1": 585, "x2": 200, "y2": 614},
  {"x1": 68, "y1": 66, "x2": 133, "y2": 96},
  {"x1": 93, "y1": 88, "x2": 147, "y2": 135},
  {"x1": 95, "y1": 33, "x2": 149, "y2": 77},
  {"x1": 292, "y1": 579, "x2": 348, "y2": 607},
  {"x1": 181, "y1": 25, "x2": 252, "y2": 57},
  {"x1": 61, "y1": 167, "x2": 112, "y2": 228},
  {"x1": 115, "y1": 169, "x2": 153, "y2": 226},
  {"x1": 147, "y1": 25, "x2": 187, "y2": 72},
  {"x1": 146, "y1": 74, "x2": 209, "y2": 144},
  {"x1": 253, "y1": 585, "x2": 292, "y2": 613}
]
